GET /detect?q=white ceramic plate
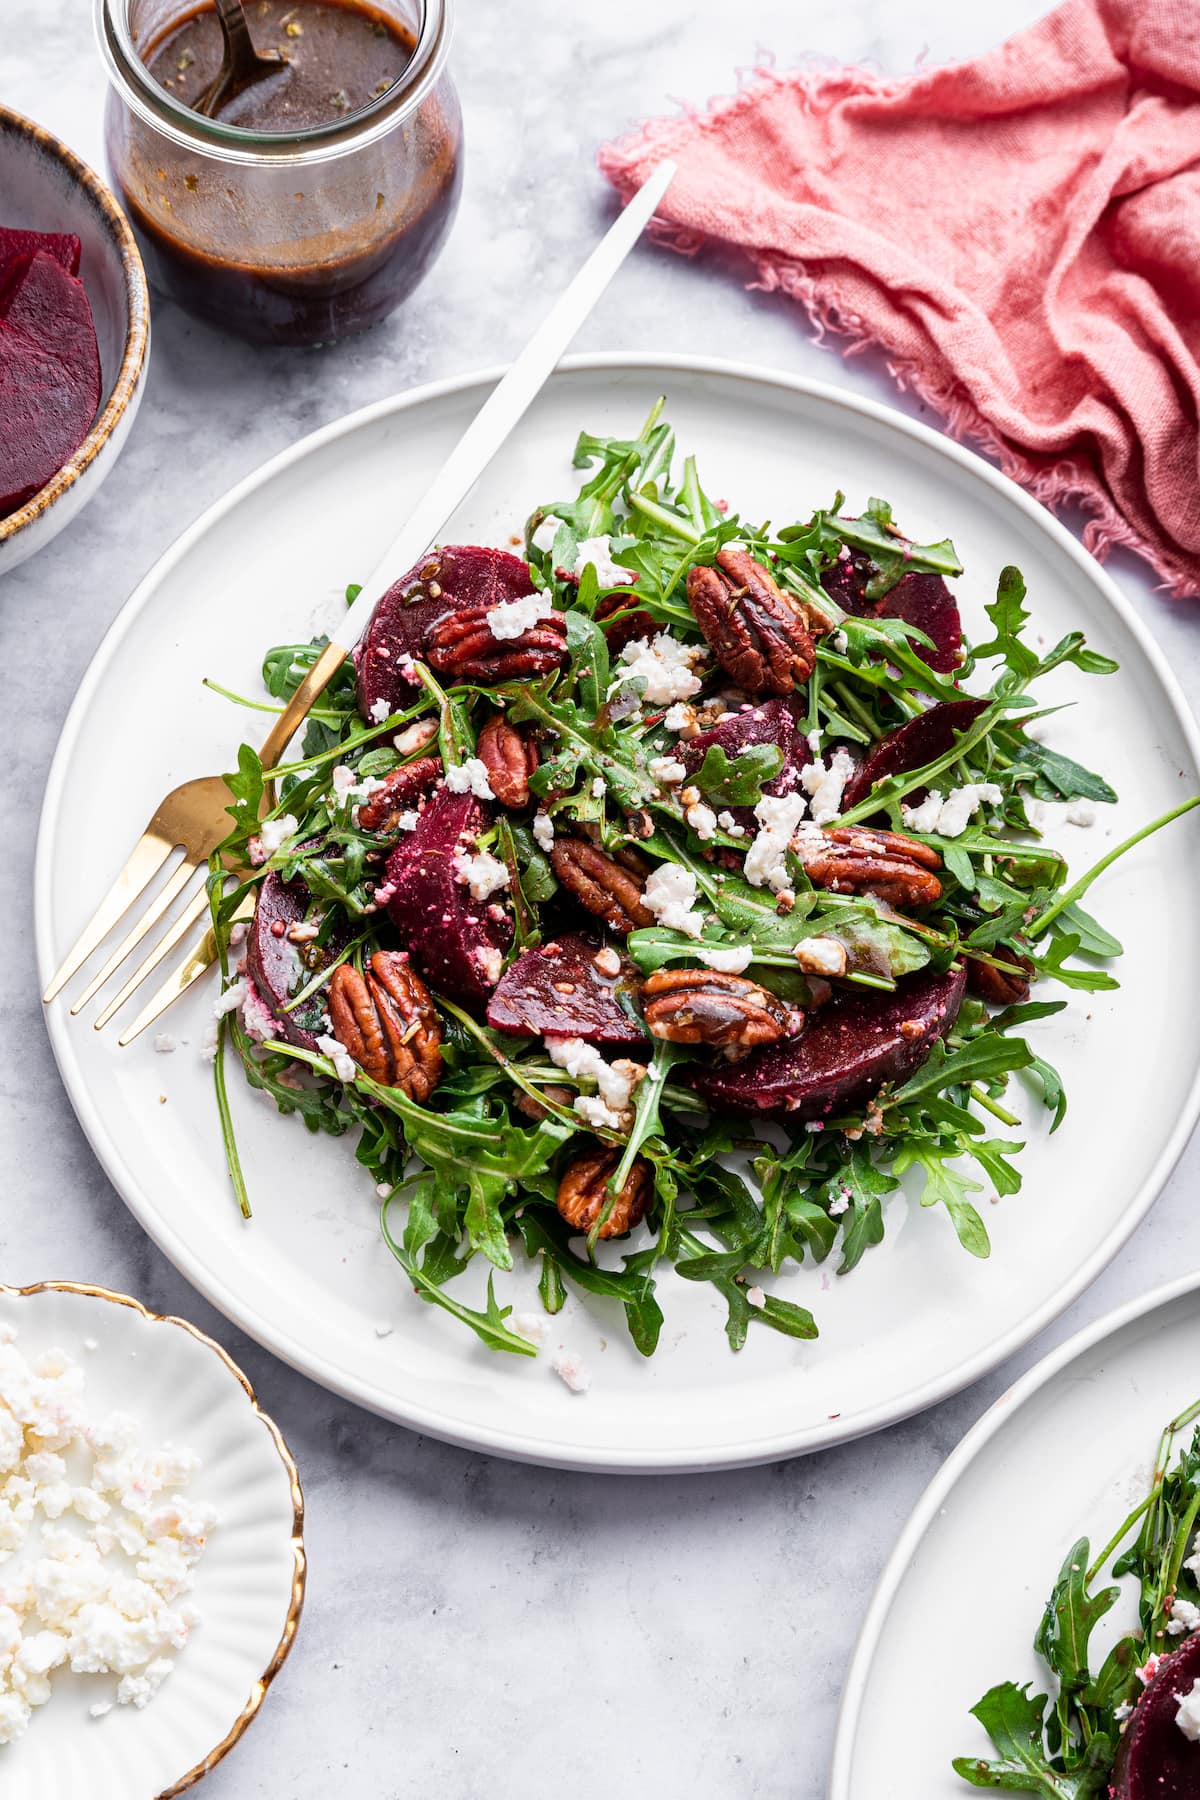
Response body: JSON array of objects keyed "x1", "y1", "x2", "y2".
[
  {"x1": 829, "y1": 1271, "x2": 1200, "y2": 1799},
  {"x1": 34, "y1": 355, "x2": 1200, "y2": 1472},
  {"x1": 0, "y1": 1282, "x2": 303, "y2": 1800}
]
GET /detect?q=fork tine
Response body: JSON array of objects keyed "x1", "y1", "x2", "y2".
[
  {"x1": 69, "y1": 859, "x2": 199, "y2": 1016},
  {"x1": 42, "y1": 832, "x2": 176, "y2": 1004},
  {"x1": 118, "y1": 891, "x2": 257, "y2": 1047},
  {"x1": 93, "y1": 885, "x2": 213, "y2": 1032}
]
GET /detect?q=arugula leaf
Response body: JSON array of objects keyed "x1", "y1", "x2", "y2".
[
  {"x1": 953, "y1": 1683, "x2": 1106, "y2": 1797},
  {"x1": 690, "y1": 742, "x2": 784, "y2": 808}
]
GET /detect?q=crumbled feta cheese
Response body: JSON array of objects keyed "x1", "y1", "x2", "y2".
[
  {"x1": 746, "y1": 1286, "x2": 766, "y2": 1308},
  {"x1": 829, "y1": 1190, "x2": 851, "y2": 1216},
  {"x1": 800, "y1": 748, "x2": 858, "y2": 826},
  {"x1": 0, "y1": 1330, "x2": 215, "y2": 1744},
  {"x1": 258, "y1": 813, "x2": 299, "y2": 855},
  {"x1": 686, "y1": 802, "x2": 718, "y2": 841},
  {"x1": 1136, "y1": 1654, "x2": 1163, "y2": 1686},
  {"x1": 316, "y1": 1034, "x2": 358, "y2": 1083},
  {"x1": 393, "y1": 718, "x2": 439, "y2": 755},
  {"x1": 1114, "y1": 1700, "x2": 1133, "y2": 1722},
  {"x1": 530, "y1": 514, "x2": 563, "y2": 554},
  {"x1": 1066, "y1": 799, "x2": 1096, "y2": 827},
  {"x1": 551, "y1": 1349, "x2": 591, "y2": 1394},
  {"x1": 641, "y1": 863, "x2": 706, "y2": 938},
  {"x1": 663, "y1": 702, "x2": 698, "y2": 737},
  {"x1": 393, "y1": 812, "x2": 420, "y2": 834},
  {"x1": 212, "y1": 978, "x2": 247, "y2": 1020},
  {"x1": 368, "y1": 698, "x2": 391, "y2": 724},
  {"x1": 475, "y1": 945, "x2": 505, "y2": 986},
  {"x1": 1178, "y1": 1677, "x2": 1200, "y2": 1741},
  {"x1": 444, "y1": 757, "x2": 495, "y2": 800},
  {"x1": 152, "y1": 1034, "x2": 177, "y2": 1055},
  {"x1": 512, "y1": 1313, "x2": 549, "y2": 1347},
  {"x1": 240, "y1": 982, "x2": 279, "y2": 1045},
  {"x1": 901, "y1": 783, "x2": 1004, "y2": 838},
  {"x1": 453, "y1": 849, "x2": 510, "y2": 902},
  {"x1": 487, "y1": 590, "x2": 557, "y2": 640},
  {"x1": 649, "y1": 756, "x2": 687, "y2": 786},
  {"x1": 793, "y1": 936, "x2": 848, "y2": 977},
  {"x1": 716, "y1": 810, "x2": 747, "y2": 839},
  {"x1": 545, "y1": 1037, "x2": 640, "y2": 1128},
  {"x1": 615, "y1": 633, "x2": 704, "y2": 707},
  {"x1": 695, "y1": 944, "x2": 753, "y2": 974},
  {"x1": 532, "y1": 811, "x2": 555, "y2": 852},
  {"x1": 1168, "y1": 1597, "x2": 1200, "y2": 1636},
  {"x1": 198, "y1": 1020, "x2": 219, "y2": 1064},
  {"x1": 831, "y1": 629, "x2": 849, "y2": 653},
  {"x1": 331, "y1": 764, "x2": 356, "y2": 801},
  {"x1": 574, "y1": 535, "x2": 635, "y2": 588},
  {"x1": 807, "y1": 727, "x2": 823, "y2": 754},
  {"x1": 745, "y1": 792, "x2": 807, "y2": 892},
  {"x1": 591, "y1": 776, "x2": 607, "y2": 799},
  {"x1": 593, "y1": 946, "x2": 622, "y2": 978}
]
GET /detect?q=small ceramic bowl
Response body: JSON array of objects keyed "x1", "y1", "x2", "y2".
[
  {"x1": 0, "y1": 1281, "x2": 305, "y2": 1799},
  {"x1": 0, "y1": 106, "x2": 150, "y2": 579}
]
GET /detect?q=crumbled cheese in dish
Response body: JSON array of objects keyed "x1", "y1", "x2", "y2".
[
  {"x1": 615, "y1": 633, "x2": 704, "y2": 707},
  {"x1": 240, "y1": 982, "x2": 278, "y2": 1045},
  {"x1": 590, "y1": 776, "x2": 607, "y2": 799},
  {"x1": 258, "y1": 814, "x2": 299, "y2": 855},
  {"x1": 593, "y1": 946, "x2": 622, "y2": 977},
  {"x1": 574, "y1": 535, "x2": 635, "y2": 588},
  {"x1": 544, "y1": 1038, "x2": 641, "y2": 1129},
  {"x1": 487, "y1": 591, "x2": 557, "y2": 640},
  {"x1": 649, "y1": 756, "x2": 687, "y2": 786},
  {"x1": 453, "y1": 849, "x2": 510, "y2": 902},
  {"x1": 332, "y1": 765, "x2": 384, "y2": 807},
  {"x1": 746, "y1": 1286, "x2": 766, "y2": 1308},
  {"x1": 532, "y1": 812, "x2": 555, "y2": 852},
  {"x1": 444, "y1": 758, "x2": 495, "y2": 800},
  {"x1": 901, "y1": 783, "x2": 1004, "y2": 838},
  {"x1": 830, "y1": 629, "x2": 849, "y2": 653},
  {"x1": 744, "y1": 792, "x2": 807, "y2": 892},
  {"x1": 800, "y1": 748, "x2": 858, "y2": 826},
  {"x1": 530, "y1": 514, "x2": 563, "y2": 554},
  {"x1": 641, "y1": 863, "x2": 706, "y2": 938},
  {"x1": 0, "y1": 1332, "x2": 215, "y2": 1745},
  {"x1": 550, "y1": 1349, "x2": 591, "y2": 1394},
  {"x1": 828, "y1": 1190, "x2": 851, "y2": 1216},
  {"x1": 686, "y1": 802, "x2": 718, "y2": 842},
  {"x1": 1178, "y1": 1677, "x2": 1200, "y2": 1741},
  {"x1": 316, "y1": 1034, "x2": 358, "y2": 1083},
  {"x1": 807, "y1": 727, "x2": 823, "y2": 754},
  {"x1": 695, "y1": 944, "x2": 753, "y2": 974},
  {"x1": 1168, "y1": 1597, "x2": 1200, "y2": 1636}
]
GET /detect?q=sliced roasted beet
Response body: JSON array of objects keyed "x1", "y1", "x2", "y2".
[
  {"x1": 822, "y1": 549, "x2": 962, "y2": 675},
  {"x1": 680, "y1": 697, "x2": 811, "y2": 829},
  {"x1": 487, "y1": 935, "x2": 646, "y2": 1046},
  {"x1": 356, "y1": 545, "x2": 535, "y2": 721},
  {"x1": 384, "y1": 786, "x2": 512, "y2": 1003},
  {"x1": 247, "y1": 869, "x2": 348, "y2": 1050},
  {"x1": 0, "y1": 251, "x2": 101, "y2": 516},
  {"x1": 692, "y1": 963, "x2": 965, "y2": 1119},
  {"x1": 840, "y1": 698, "x2": 988, "y2": 814},
  {"x1": 0, "y1": 228, "x2": 81, "y2": 292},
  {"x1": 1111, "y1": 1636, "x2": 1200, "y2": 1799}
]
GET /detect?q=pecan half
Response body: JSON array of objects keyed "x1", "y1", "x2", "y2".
[
  {"x1": 355, "y1": 756, "x2": 443, "y2": 832},
  {"x1": 795, "y1": 825, "x2": 944, "y2": 909},
  {"x1": 424, "y1": 605, "x2": 568, "y2": 681},
  {"x1": 686, "y1": 548, "x2": 816, "y2": 695},
  {"x1": 327, "y1": 951, "x2": 442, "y2": 1100},
  {"x1": 642, "y1": 967, "x2": 802, "y2": 1052},
  {"x1": 476, "y1": 712, "x2": 538, "y2": 809},
  {"x1": 556, "y1": 1145, "x2": 652, "y2": 1239},
  {"x1": 966, "y1": 951, "x2": 1034, "y2": 1007},
  {"x1": 550, "y1": 839, "x2": 654, "y2": 934}
]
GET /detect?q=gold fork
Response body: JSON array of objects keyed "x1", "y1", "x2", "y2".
[{"x1": 41, "y1": 161, "x2": 676, "y2": 1045}]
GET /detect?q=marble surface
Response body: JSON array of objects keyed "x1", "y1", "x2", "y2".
[{"x1": 5, "y1": 2, "x2": 1200, "y2": 1795}]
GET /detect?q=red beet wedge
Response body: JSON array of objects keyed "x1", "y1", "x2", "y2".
[
  {"x1": 693, "y1": 963, "x2": 966, "y2": 1119},
  {"x1": 680, "y1": 697, "x2": 810, "y2": 830},
  {"x1": 0, "y1": 249, "x2": 101, "y2": 517},
  {"x1": 822, "y1": 548, "x2": 963, "y2": 676},
  {"x1": 487, "y1": 935, "x2": 646, "y2": 1046},
  {"x1": 840, "y1": 698, "x2": 988, "y2": 814},
  {"x1": 247, "y1": 869, "x2": 347, "y2": 1049},
  {"x1": 356, "y1": 545, "x2": 535, "y2": 721},
  {"x1": 0, "y1": 227, "x2": 81, "y2": 288},
  {"x1": 384, "y1": 786, "x2": 512, "y2": 1003},
  {"x1": 1111, "y1": 1637, "x2": 1200, "y2": 1799}
]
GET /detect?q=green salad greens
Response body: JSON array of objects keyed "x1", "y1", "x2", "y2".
[{"x1": 201, "y1": 401, "x2": 1197, "y2": 1359}]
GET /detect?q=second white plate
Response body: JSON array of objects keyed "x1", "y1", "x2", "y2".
[{"x1": 35, "y1": 355, "x2": 1200, "y2": 1471}]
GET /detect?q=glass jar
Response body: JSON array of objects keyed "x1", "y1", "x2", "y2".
[{"x1": 96, "y1": 0, "x2": 461, "y2": 346}]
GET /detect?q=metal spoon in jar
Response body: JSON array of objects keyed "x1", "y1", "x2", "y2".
[{"x1": 194, "y1": 0, "x2": 284, "y2": 119}]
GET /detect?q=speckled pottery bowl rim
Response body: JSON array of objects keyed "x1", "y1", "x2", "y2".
[
  {"x1": 0, "y1": 107, "x2": 150, "y2": 552},
  {"x1": 0, "y1": 1279, "x2": 306, "y2": 1799}
]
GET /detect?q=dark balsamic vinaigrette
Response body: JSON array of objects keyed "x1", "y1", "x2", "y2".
[{"x1": 121, "y1": 0, "x2": 460, "y2": 344}]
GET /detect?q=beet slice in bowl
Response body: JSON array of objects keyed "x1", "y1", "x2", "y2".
[
  {"x1": 840, "y1": 698, "x2": 989, "y2": 814},
  {"x1": 1111, "y1": 1637, "x2": 1200, "y2": 1798},
  {"x1": 0, "y1": 227, "x2": 81, "y2": 286},
  {"x1": 385, "y1": 785, "x2": 512, "y2": 1004},
  {"x1": 680, "y1": 697, "x2": 810, "y2": 829},
  {"x1": 693, "y1": 963, "x2": 966, "y2": 1120},
  {"x1": 0, "y1": 250, "x2": 101, "y2": 516},
  {"x1": 488, "y1": 934, "x2": 646, "y2": 1046},
  {"x1": 356, "y1": 544, "x2": 536, "y2": 720},
  {"x1": 822, "y1": 548, "x2": 963, "y2": 676}
]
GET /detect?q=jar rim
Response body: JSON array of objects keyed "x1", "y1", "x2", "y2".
[{"x1": 94, "y1": 0, "x2": 452, "y2": 165}]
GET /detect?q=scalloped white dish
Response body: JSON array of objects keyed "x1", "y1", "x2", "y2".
[
  {"x1": 829, "y1": 1271, "x2": 1200, "y2": 1799},
  {"x1": 0, "y1": 1283, "x2": 303, "y2": 1800},
  {"x1": 35, "y1": 354, "x2": 1200, "y2": 1471}
]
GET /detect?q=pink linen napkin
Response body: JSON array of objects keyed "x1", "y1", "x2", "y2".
[{"x1": 599, "y1": 0, "x2": 1200, "y2": 597}]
